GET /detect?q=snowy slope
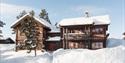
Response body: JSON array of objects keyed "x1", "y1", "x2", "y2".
[
  {"x1": 0, "y1": 38, "x2": 125, "y2": 63},
  {"x1": 53, "y1": 46, "x2": 125, "y2": 63}
]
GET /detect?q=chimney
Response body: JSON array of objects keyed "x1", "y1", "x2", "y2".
[{"x1": 85, "y1": 11, "x2": 90, "y2": 17}]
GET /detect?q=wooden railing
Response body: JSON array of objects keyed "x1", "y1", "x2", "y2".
[
  {"x1": 64, "y1": 33, "x2": 108, "y2": 41},
  {"x1": 64, "y1": 33, "x2": 91, "y2": 40}
]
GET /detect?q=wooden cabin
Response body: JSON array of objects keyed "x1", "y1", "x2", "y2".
[
  {"x1": 58, "y1": 15, "x2": 110, "y2": 49},
  {"x1": 11, "y1": 14, "x2": 51, "y2": 51}
]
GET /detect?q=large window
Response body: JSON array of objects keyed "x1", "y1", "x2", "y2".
[
  {"x1": 69, "y1": 42, "x2": 79, "y2": 48},
  {"x1": 92, "y1": 42, "x2": 103, "y2": 49}
]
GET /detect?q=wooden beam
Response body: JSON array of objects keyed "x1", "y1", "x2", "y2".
[
  {"x1": 15, "y1": 27, "x2": 19, "y2": 52},
  {"x1": 66, "y1": 28, "x2": 68, "y2": 49}
]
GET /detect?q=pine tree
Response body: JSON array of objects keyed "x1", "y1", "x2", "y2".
[
  {"x1": 0, "y1": 21, "x2": 5, "y2": 39},
  {"x1": 39, "y1": 9, "x2": 51, "y2": 24},
  {"x1": 16, "y1": 10, "x2": 27, "y2": 19},
  {"x1": 19, "y1": 14, "x2": 39, "y2": 56},
  {"x1": 29, "y1": 10, "x2": 35, "y2": 16}
]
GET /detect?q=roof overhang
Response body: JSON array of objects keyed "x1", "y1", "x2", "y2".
[
  {"x1": 11, "y1": 14, "x2": 51, "y2": 30},
  {"x1": 58, "y1": 15, "x2": 111, "y2": 27}
]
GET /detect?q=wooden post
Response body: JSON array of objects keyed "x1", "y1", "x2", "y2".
[
  {"x1": 15, "y1": 28, "x2": 19, "y2": 52},
  {"x1": 66, "y1": 28, "x2": 68, "y2": 49},
  {"x1": 62, "y1": 27, "x2": 65, "y2": 49},
  {"x1": 103, "y1": 26, "x2": 108, "y2": 48},
  {"x1": 34, "y1": 47, "x2": 36, "y2": 56},
  {"x1": 89, "y1": 25, "x2": 92, "y2": 49}
]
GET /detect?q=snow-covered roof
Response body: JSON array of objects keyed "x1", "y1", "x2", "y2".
[
  {"x1": 11, "y1": 13, "x2": 52, "y2": 29},
  {"x1": 50, "y1": 26, "x2": 60, "y2": 32},
  {"x1": 58, "y1": 15, "x2": 110, "y2": 26},
  {"x1": 46, "y1": 36, "x2": 60, "y2": 41}
]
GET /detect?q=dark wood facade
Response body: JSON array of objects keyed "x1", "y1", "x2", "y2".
[
  {"x1": 60, "y1": 24, "x2": 109, "y2": 49},
  {"x1": 45, "y1": 31, "x2": 61, "y2": 51},
  {"x1": 45, "y1": 41, "x2": 61, "y2": 51}
]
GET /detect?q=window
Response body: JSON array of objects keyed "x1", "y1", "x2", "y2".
[
  {"x1": 69, "y1": 42, "x2": 79, "y2": 48},
  {"x1": 92, "y1": 42, "x2": 103, "y2": 49},
  {"x1": 92, "y1": 28, "x2": 104, "y2": 34}
]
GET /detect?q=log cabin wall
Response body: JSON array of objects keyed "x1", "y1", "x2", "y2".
[
  {"x1": 60, "y1": 25, "x2": 109, "y2": 49},
  {"x1": 13, "y1": 19, "x2": 50, "y2": 51}
]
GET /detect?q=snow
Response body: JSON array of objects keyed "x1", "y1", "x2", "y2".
[
  {"x1": 11, "y1": 13, "x2": 52, "y2": 29},
  {"x1": 53, "y1": 46, "x2": 125, "y2": 63},
  {"x1": 0, "y1": 38, "x2": 125, "y2": 63},
  {"x1": 50, "y1": 26, "x2": 60, "y2": 32},
  {"x1": 46, "y1": 36, "x2": 60, "y2": 41},
  {"x1": 58, "y1": 15, "x2": 110, "y2": 26},
  {"x1": 0, "y1": 44, "x2": 52, "y2": 63},
  {"x1": 58, "y1": 17, "x2": 93, "y2": 26}
]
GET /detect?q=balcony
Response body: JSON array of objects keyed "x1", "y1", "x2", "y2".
[
  {"x1": 64, "y1": 33, "x2": 91, "y2": 40},
  {"x1": 92, "y1": 34, "x2": 109, "y2": 41},
  {"x1": 63, "y1": 33, "x2": 108, "y2": 41}
]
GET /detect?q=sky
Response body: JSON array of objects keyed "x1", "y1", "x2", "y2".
[{"x1": 0, "y1": 0, "x2": 125, "y2": 40}]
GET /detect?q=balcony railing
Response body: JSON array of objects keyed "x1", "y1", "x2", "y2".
[
  {"x1": 64, "y1": 33, "x2": 107, "y2": 41},
  {"x1": 64, "y1": 33, "x2": 91, "y2": 40}
]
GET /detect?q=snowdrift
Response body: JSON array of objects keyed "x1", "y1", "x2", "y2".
[
  {"x1": 0, "y1": 38, "x2": 125, "y2": 63},
  {"x1": 53, "y1": 46, "x2": 125, "y2": 63}
]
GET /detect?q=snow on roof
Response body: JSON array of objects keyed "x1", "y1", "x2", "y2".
[
  {"x1": 50, "y1": 26, "x2": 60, "y2": 32},
  {"x1": 46, "y1": 36, "x2": 60, "y2": 41},
  {"x1": 58, "y1": 15, "x2": 110, "y2": 26},
  {"x1": 11, "y1": 13, "x2": 52, "y2": 29}
]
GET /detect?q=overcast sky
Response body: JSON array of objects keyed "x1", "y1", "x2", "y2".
[{"x1": 0, "y1": 0, "x2": 125, "y2": 40}]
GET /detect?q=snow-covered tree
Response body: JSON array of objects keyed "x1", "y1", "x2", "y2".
[
  {"x1": 29, "y1": 10, "x2": 35, "y2": 16},
  {"x1": 16, "y1": 10, "x2": 27, "y2": 19},
  {"x1": 39, "y1": 9, "x2": 51, "y2": 24},
  {"x1": 0, "y1": 21, "x2": 5, "y2": 39},
  {"x1": 16, "y1": 10, "x2": 35, "y2": 19},
  {"x1": 19, "y1": 14, "x2": 39, "y2": 56}
]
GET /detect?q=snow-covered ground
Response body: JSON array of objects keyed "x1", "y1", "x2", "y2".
[
  {"x1": 0, "y1": 38, "x2": 125, "y2": 63},
  {"x1": 0, "y1": 44, "x2": 52, "y2": 63}
]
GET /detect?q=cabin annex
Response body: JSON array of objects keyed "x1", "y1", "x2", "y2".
[
  {"x1": 45, "y1": 31, "x2": 61, "y2": 51},
  {"x1": 58, "y1": 15, "x2": 110, "y2": 49}
]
